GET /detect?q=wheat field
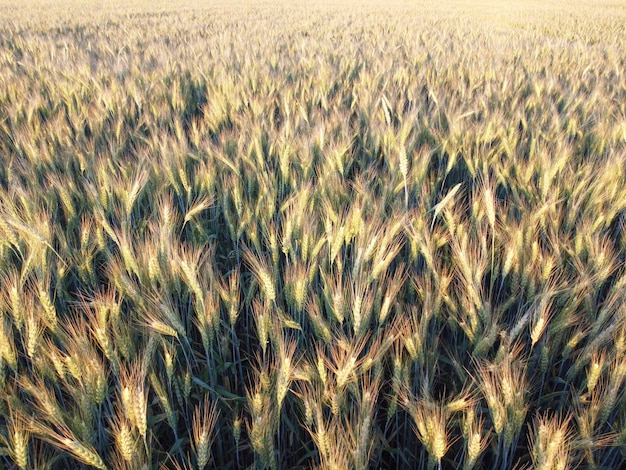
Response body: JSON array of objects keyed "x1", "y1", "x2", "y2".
[{"x1": 0, "y1": 0, "x2": 625, "y2": 468}]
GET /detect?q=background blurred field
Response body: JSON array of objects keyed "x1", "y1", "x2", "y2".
[{"x1": 1, "y1": 0, "x2": 625, "y2": 468}]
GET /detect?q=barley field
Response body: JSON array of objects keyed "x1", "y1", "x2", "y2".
[{"x1": 0, "y1": 0, "x2": 625, "y2": 468}]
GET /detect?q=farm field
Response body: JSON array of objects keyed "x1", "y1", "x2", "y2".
[{"x1": 1, "y1": 0, "x2": 626, "y2": 468}]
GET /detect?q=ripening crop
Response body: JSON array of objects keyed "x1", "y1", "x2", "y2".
[{"x1": 1, "y1": 0, "x2": 625, "y2": 469}]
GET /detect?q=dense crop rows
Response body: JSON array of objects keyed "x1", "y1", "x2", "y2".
[{"x1": 1, "y1": 0, "x2": 626, "y2": 468}]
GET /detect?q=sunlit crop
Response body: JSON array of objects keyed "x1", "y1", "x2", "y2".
[{"x1": 1, "y1": 0, "x2": 626, "y2": 468}]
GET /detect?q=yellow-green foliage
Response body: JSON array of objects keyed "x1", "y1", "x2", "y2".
[{"x1": 1, "y1": 0, "x2": 626, "y2": 468}]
